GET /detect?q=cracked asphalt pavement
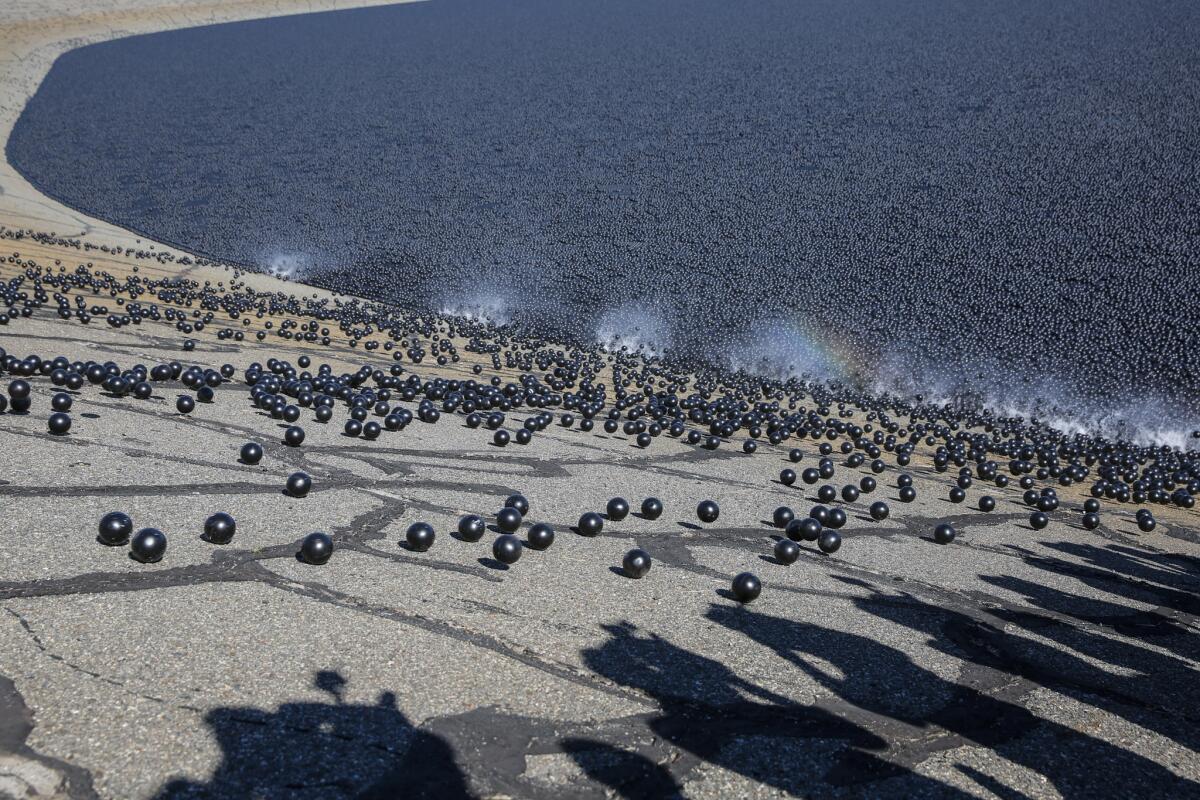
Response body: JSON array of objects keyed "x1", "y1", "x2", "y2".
[{"x1": 2, "y1": 313, "x2": 1200, "y2": 799}]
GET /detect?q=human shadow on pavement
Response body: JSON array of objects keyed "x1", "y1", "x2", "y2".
[
  {"x1": 707, "y1": 596, "x2": 1200, "y2": 799},
  {"x1": 579, "y1": 620, "x2": 970, "y2": 797},
  {"x1": 154, "y1": 669, "x2": 470, "y2": 799}
]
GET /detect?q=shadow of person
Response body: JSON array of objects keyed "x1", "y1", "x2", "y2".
[
  {"x1": 706, "y1": 598, "x2": 1200, "y2": 798},
  {"x1": 560, "y1": 738, "x2": 684, "y2": 800},
  {"x1": 579, "y1": 621, "x2": 965, "y2": 796},
  {"x1": 154, "y1": 670, "x2": 470, "y2": 799}
]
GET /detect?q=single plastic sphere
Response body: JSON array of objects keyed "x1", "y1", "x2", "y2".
[
  {"x1": 774, "y1": 538, "x2": 801, "y2": 564},
  {"x1": 240, "y1": 442, "x2": 263, "y2": 464},
  {"x1": 577, "y1": 511, "x2": 604, "y2": 536},
  {"x1": 300, "y1": 531, "x2": 333, "y2": 564},
  {"x1": 204, "y1": 512, "x2": 236, "y2": 544},
  {"x1": 130, "y1": 528, "x2": 168, "y2": 563},
  {"x1": 527, "y1": 522, "x2": 555, "y2": 550},
  {"x1": 697, "y1": 500, "x2": 720, "y2": 523},
  {"x1": 505, "y1": 494, "x2": 530, "y2": 515},
  {"x1": 772, "y1": 506, "x2": 795, "y2": 528},
  {"x1": 286, "y1": 471, "x2": 312, "y2": 497},
  {"x1": 98, "y1": 511, "x2": 133, "y2": 546},
  {"x1": 48, "y1": 412, "x2": 71, "y2": 435},
  {"x1": 933, "y1": 523, "x2": 956, "y2": 544},
  {"x1": 457, "y1": 514, "x2": 486, "y2": 541},
  {"x1": 496, "y1": 506, "x2": 523, "y2": 533},
  {"x1": 493, "y1": 534, "x2": 523, "y2": 564},
  {"x1": 1030, "y1": 512, "x2": 1049, "y2": 530},
  {"x1": 405, "y1": 522, "x2": 436, "y2": 552},
  {"x1": 869, "y1": 501, "x2": 889, "y2": 521},
  {"x1": 622, "y1": 548, "x2": 652, "y2": 578},
  {"x1": 606, "y1": 497, "x2": 630, "y2": 521},
  {"x1": 818, "y1": 530, "x2": 842, "y2": 554},
  {"x1": 731, "y1": 572, "x2": 761, "y2": 603},
  {"x1": 979, "y1": 496, "x2": 996, "y2": 513},
  {"x1": 640, "y1": 497, "x2": 663, "y2": 520}
]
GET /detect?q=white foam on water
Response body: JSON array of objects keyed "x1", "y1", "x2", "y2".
[{"x1": 595, "y1": 303, "x2": 672, "y2": 357}]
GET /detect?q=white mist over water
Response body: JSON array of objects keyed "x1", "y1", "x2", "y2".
[
  {"x1": 439, "y1": 291, "x2": 513, "y2": 327},
  {"x1": 595, "y1": 304, "x2": 672, "y2": 357},
  {"x1": 725, "y1": 322, "x2": 838, "y2": 381},
  {"x1": 263, "y1": 251, "x2": 312, "y2": 281},
  {"x1": 871, "y1": 348, "x2": 1198, "y2": 448}
]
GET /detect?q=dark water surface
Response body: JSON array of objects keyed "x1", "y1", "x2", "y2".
[{"x1": 9, "y1": 0, "x2": 1200, "y2": 441}]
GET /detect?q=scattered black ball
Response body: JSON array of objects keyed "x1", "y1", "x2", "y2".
[
  {"x1": 640, "y1": 497, "x2": 663, "y2": 519},
  {"x1": 696, "y1": 499, "x2": 720, "y2": 523},
  {"x1": 98, "y1": 511, "x2": 133, "y2": 546},
  {"x1": 818, "y1": 530, "x2": 842, "y2": 554},
  {"x1": 527, "y1": 522, "x2": 555, "y2": 550},
  {"x1": 622, "y1": 548, "x2": 652, "y2": 578},
  {"x1": 300, "y1": 531, "x2": 333, "y2": 565},
  {"x1": 496, "y1": 506, "x2": 523, "y2": 533},
  {"x1": 405, "y1": 522, "x2": 436, "y2": 551},
  {"x1": 578, "y1": 511, "x2": 604, "y2": 536},
  {"x1": 286, "y1": 471, "x2": 312, "y2": 497},
  {"x1": 933, "y1": 523, "x2": 956, "y2": 544},
  {"x1": 774, "y1": 538, "x2": 800, "y2": 564},
  {"x1": 47, "y1": 412, "x2": 71, "y2": 435},
  {"x1": 493, "y1": 534, "x2": 522, "y2": 564},
  {"x1": 204, "y1": 512, "x2": 236, "y2": 544},
  {"x1": 730, "y1": 572, "x2": 761, "y2": 603},
  {"x1": 457, "y1": 514, "x2": 486, "y2": 541},
  {"x1": 130, "y1": 528, "x2": 167, "y2": 563},
  {"x1": 606, "y1": 497, "x2": 630, "y2": 521}
]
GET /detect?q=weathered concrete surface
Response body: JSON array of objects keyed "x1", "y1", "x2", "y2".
[{"x1": 2, "y1": 310, "x2": 1200, "y2": 799}]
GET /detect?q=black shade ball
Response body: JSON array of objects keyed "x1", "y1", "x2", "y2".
[
  {"x1": 204, "y1": 512, "x2": 236, "y2": 544},
  {"x1": 899, "y1": 486, "x2": 916, "y2": 503},
  {"x1": 496, "y1": 506, "x2": 523, "y2": 533},
  {"x1": 1137, "y1": 515, "x2": 1156, "y2": 533},
  {"x1": 98, "y1": 511, "x2": 133, "y2": 546},
  {"x1": 818, "y1": 530, "x2": 842, "y2": 554},
  {"x1": 51, "y1": 392, "x2": 72, "y2": 412},
  {"x1": 176, "y1": 395, "x2": 195, "y2": 414},
  {"x1": 622, "y1": 548, "x2": 652, "y2": 578},
  {"x1": 240, "y1": 442, "x2": 263, "y2": 464},
  {"x1": 457, "y1": 514, "x2": 486, "y2": 541},
  {"x1": 772, "y1": 506, "x2": 795, "y2": 528},
  {"x1": 493, "y1": 534, "x2": 522, "y2": 564},
  {"x1": 527, "y1": 522, "x2": 555, "y2": 550},
  {"x1": 1030, "y1": 512, "x2": 1049, "y2": 530},
  {"x1": 731, "y1": 572, "x2": 761, "y2": 602},
  {"x1": 130, "y1": 528, "x2": 168, "y2": 563},
  {"x1": 774, "y1": 538, "x2": 800, "y2": 564},
  {"x1": 405, "y1": 522, "x2": 436, "y2": 551},
  {"x1": 933, "y1": 523, "x2": 956, "y2": 544},
  {"x1": 606, "y1": 497, "x2": 630, "y2": 521},
  {"x1": 696, "y1": 500, "x2": 720, "y2": 523},
  {"x1": 577, "y1": 511, "x2": 604, "y2": 536},
  {"x1": 48, "y1": 412, "x2": 71, "y2": 435},
  {"x1": 505, "y1": 494, "x2": 530, "y2": 515},
  {"x1": 1082, "y1": 513, "x2": 1100, "y2": 530},
  {"x1": 300, "y1": 531, "x2": 333, "y2": 565},
  {"x1": 869, "y1": 501, "x2": 889, "y2": 521},
  {"x1": 286, "y1": 471, "x2": 312, "y2": 497},
  {"x1": 640, "y1": 497, "x2": 663, "y2": 520},
  {"x1": 780, "y1": 469, "x2": 796, "y2": 486},
  {"x1": 978, "y1": 496, "x2": 996, "y2": 513},
  {"x1": 826, "y1": 507, "x2": 847, "y2": 529},
  {"x1": 284, "y1": 426, "x2": 305, "y2": 447}
]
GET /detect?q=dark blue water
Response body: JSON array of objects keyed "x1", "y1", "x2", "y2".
[{"x1": 9, "y1": 0, "x2": 1200, "y2": 441}]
